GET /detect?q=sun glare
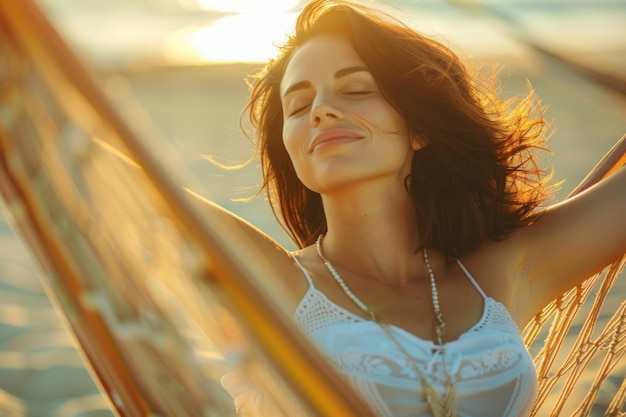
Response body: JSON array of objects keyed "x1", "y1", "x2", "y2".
[{"x1": 165, "y1": 11, "x2": 296, "y2": 64}]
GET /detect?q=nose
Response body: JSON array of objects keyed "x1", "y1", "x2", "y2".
[{"x1": 310, "y1": 94, "x2": 344, "y2": 127}]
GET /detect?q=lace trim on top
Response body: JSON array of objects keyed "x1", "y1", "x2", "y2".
[{"x1": 296, "y1": 283, "x2": 519, "y2": 345}]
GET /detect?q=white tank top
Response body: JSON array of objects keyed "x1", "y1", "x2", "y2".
[{"x1": 291, "y1": 256, "x2": 538, "y2": 417}]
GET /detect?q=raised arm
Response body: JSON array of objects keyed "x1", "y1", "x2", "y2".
[{"x1": 511, "y1": 135, "x2": 626, "y2": 324}]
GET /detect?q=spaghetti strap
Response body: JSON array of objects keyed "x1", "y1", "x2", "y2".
[
  {"x1": 455, "y1": 259, "x2": 488, "y2": 300},
  {"x1": 290, "y1": 253, "x2": 315, "y2": 289}
]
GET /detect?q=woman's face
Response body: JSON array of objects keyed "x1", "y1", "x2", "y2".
[{"x1": 280, "y1": 34, "x2": 419, "y2": 195}]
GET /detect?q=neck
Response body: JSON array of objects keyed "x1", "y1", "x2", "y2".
[{"x1": 320, "y1": 183, "x2": 424, "y2": 285}]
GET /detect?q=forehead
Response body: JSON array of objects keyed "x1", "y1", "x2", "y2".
[{"x1": 280, "y1": 34, "x2": 366, "y2": 94}]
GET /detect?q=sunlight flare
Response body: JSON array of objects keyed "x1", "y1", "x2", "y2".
[{"x1": 165, "y1": 12, "x2": 296, "y2": 63}]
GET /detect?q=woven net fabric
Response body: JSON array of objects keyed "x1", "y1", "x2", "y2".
[{"x1": 524, "y1": 258, "x2": 626, "y2": 416}]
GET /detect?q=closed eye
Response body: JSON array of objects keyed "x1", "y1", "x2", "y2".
[
  {"x1": 344, "y1": 91, "x2": 372, "y2": 96},
  {"x1": 288, "y1": 103, "x2": 311, "y2": 117}
]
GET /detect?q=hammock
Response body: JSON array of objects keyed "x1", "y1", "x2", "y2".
[{"x1": 0, "y1": 1, "x2": 624, "y2": 416}]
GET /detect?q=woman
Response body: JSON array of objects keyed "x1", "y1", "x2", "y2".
[{"x1": 222, "y1": 0, "x2": 626, "y2": 415}]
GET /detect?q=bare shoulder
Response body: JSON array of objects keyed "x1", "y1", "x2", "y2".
[
  {"x1": 461, "y1": 223, "x2": 590, "y2": 328},
  {"x1": 457, "y1": 236, "x2": 531, "y2": 326},
  {"x1": 186, "y1": 190, "x2": 310, "y2": 309},
  {"x1": 459, "y1": 240, "x2": 519, "y2": 301},
  {"x1": 289, "y1": 245, "x2": 335, "y2": 294}
]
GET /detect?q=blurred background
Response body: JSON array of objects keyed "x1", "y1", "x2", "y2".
[{"x1": 0, "y1": 0, "x2": 625, "y2": 416}]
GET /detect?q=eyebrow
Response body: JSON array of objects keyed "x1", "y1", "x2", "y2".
[{"x1": 282, "y1": 65, "x2": 370, "y2": 98}]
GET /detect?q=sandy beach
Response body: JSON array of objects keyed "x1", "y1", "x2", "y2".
[{"x1": 0, "y1": 49, "x2": 625, "y2": 417}]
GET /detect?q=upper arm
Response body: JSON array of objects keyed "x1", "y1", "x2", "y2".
[
  {"x1": 186, "y1": 189, "x2": 309, "y2": 311},
  {"x1": 512, "y1": 166, "x2": 626, "y2": 322}
]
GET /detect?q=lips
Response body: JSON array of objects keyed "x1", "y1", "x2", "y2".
[{"x1": 309, "y1": 129, "x2": 364, "y2": 153}]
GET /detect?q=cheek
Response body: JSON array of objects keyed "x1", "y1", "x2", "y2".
[
  {"x1": 380, "y1": 105, "x2": 408, "y2": 134},
  {"x1": 282, "y1": 120, "x2": 306, "y2": 160},
  {"x1": 363, "y1": 107, "x2": 408, "y2": 141},
  {"x1": 282, "y1": 121, "x2": 316, "y2": 187},
  {"x1": 281, "y1": 126, "x2": 295, "y2": 161}
]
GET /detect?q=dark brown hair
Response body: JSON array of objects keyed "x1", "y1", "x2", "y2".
[{"x1": 243, "y1": 0, "x2": 552, "y2": 257}]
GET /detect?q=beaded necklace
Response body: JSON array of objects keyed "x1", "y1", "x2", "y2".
[{"x1": 315, "y1": 234, "x2": 458, "y2": 417}]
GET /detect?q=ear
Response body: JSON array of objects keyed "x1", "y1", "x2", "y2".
[{"x1": 411, "y1": 134, "x2": 427, "y2": 151}]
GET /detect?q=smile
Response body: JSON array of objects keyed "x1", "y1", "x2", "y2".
[{"x1": 310, "y1": 129, "x2": 363, "y2": 153}]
